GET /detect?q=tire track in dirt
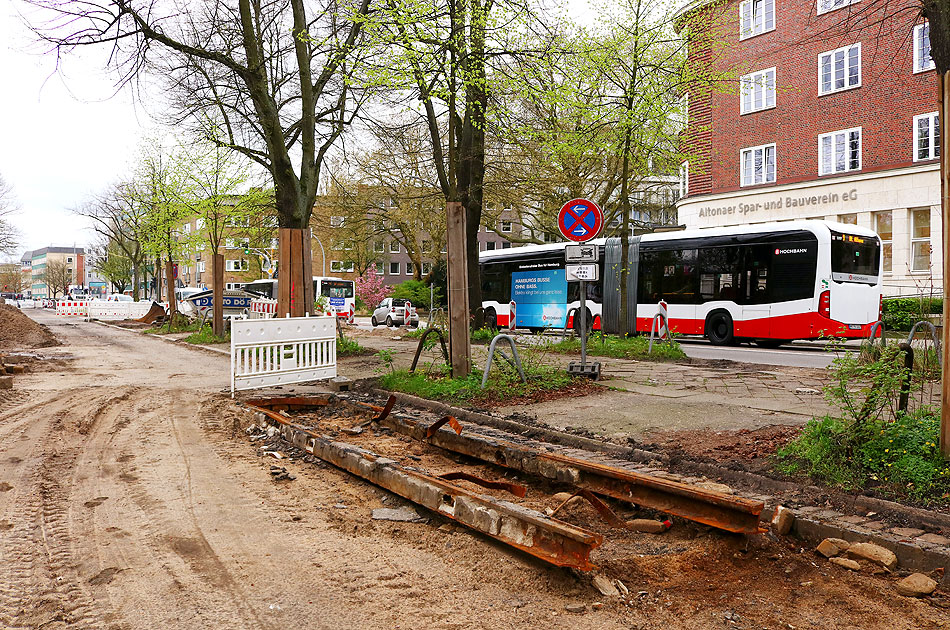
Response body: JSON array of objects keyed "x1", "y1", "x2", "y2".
[{"x1": 0, "y1": 389, "x2": 134, "y2": 629}]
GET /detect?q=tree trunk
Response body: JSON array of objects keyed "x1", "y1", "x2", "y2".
[
  {"x1": 277, "y1": 228, "x2": 315, "y2": 317},
  {"x1": 155, "y1": 257, "x2": 163, "y2": 302},
  {"x1": 165, "y1": 260, "x2": 177, "y2": 317},
  {"x1": 132, "y1": 266, "x2": 140, "y2": 302},
  {"x1": 212, "y1": 253, "x2": 225, "y2": 336}
]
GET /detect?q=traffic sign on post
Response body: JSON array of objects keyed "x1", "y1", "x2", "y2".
[
  {"x1": 565, "y1": 244, "x2": 599, "y2": 263},
  {"x1": 557, "y1": 199, "x2": 604, "y2": 243}
]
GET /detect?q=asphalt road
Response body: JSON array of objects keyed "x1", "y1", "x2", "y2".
[{"x1": 350, "y1": 316, "x2": 845, "y2": 368}]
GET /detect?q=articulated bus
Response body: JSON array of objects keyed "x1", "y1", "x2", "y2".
[{"x1": 479, "y1": 220, "x2": 883, "y2": 346}]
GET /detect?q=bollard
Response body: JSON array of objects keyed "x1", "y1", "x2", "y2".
[{"x1": 898, "y1": 342, "x2": 914, "y2": 414}]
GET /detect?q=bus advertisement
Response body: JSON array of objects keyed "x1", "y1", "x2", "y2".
[{"x1": 479, "y1": 220, "x2": 883, "y2": 346}]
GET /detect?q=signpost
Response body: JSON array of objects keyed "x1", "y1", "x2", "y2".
[{"x1": 558, "y1": 199, "x2": 603, "y2": 379}]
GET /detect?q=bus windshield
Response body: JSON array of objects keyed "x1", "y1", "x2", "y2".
[
  {"x1": 320, "y1": 280, "x2": 354, "y2": 298},
  {"x1": 830, "y1": 231, "x2": 880, "y2": 283}
]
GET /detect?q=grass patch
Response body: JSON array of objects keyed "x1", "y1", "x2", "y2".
[
  {"x1": 337, "y1": 336, "x2": 372, "y2": 357},
  {"x1": 143, "y1": 319, "x2": 202, "y2": 335},
  {"x1": 183, "y1": 325, "x2": 230, "y2": 345},
  {"x1": 776, "y1": 342, "x2": 950, "y2": 506},
  {"x1": 546, "y1": 334, "x2": 686, "y2": 361}
]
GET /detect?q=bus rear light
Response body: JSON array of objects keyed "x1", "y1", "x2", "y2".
[
  {"x1": 879, "y1": 295, "x2": 883, "y2": 321},
  {"x1": 819, "y1": 290, "x2": 831, "y2": 319}
]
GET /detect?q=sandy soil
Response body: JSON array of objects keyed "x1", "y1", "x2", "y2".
[
  {"x1": 0, "y1": 312, "x2": 947, "y2": 629},
  {"x1": 0, "y1": 304, "x2": 59, "y2": 348}
]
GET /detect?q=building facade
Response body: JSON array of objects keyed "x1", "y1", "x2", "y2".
[
  {"x1": 678, "y1": 0, "x2": 940, "y2": 296},
  {"x1": 25, "y1": 247, "x2": 86, "y2": 298}
]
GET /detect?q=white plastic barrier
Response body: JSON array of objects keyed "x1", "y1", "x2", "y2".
[
  {"x1": 87, "y1": 300, "x2": 154, "y2": 320},
  {"x1": 56, "y1": 300, "x2": 89, "y2": 316},
  {"x1": 249, "y1": 298, "x2": 278, "y2": 319},
  {"x1": 231, "y1": 315, "x2": 337, "y2": 394}
]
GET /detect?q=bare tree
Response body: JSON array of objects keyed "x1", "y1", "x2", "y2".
[
  {"x1": 77, "y1": 183, "x2": 150, "y2": 300},
  {"x1": 42, "y1": 259, "x2": 72, "y2": 298},
  {"x1": 90, "y1": 237, "x2": 133, "y2": 294},
  {"x1": 30, "y1": 0, "x2": 374, "y2": 315},
  {"x1": 0, "y1": 175, "x2": 21, "y2": 256}
]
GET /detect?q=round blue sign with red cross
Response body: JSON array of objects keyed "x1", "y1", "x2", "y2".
[{"x1": 557, "y1": 198, "x2": 604, "y2": 243}]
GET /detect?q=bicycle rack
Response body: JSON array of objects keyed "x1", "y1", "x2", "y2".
[
  {"x1": 561, "y1": 307, "x2": 580, "y2": 339},
  {"x1": 906, "y1": 320, "x2": 941, "y2": 364},
  {"x1": 866, "y1": 320, "x2": 886, "y2": 348},
  {"x1": 408, "y1": 327, "x2": 452, "y2": 377},
  {"x1": 481, "y1": 334, "x2": 527, "y2": 389}
]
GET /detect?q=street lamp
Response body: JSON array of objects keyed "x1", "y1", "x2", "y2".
[{"x1": 310, "y1": 230, "x2": 326, "y2": 276}]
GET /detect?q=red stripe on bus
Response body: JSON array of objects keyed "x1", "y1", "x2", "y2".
[{"x1": 634, "y1": 311, "x2": 872, "y2": 340}]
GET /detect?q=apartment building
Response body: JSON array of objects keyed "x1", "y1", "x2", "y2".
[
  {"x1": 677, "y1": 0, "x2": 939, "y2": 295},
  {"x1": 25, "y1": 247, "x2": 85, "y2": 298}
]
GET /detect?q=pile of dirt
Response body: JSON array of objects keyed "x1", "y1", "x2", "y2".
[
  {"x1": 643, "y1": 424, "x2": 802, "y2": 472},
  {"x1": 0, "y1": 304, "x2": 59, "y2": 348}
]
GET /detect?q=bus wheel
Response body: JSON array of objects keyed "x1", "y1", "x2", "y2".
[
  {"x1": 755, "y1": 338, "x2": 789, "y2": 349},
  {"x1": 485, "y1": 309, "x2": 497, "y2": 330},
  {"x1": 705, "y1": 311, "x2": 735, "y2": 346}
]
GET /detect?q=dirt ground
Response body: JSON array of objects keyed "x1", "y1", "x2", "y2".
[
  {"x1": 0, "y1": 304, "x2": 58, "y2": 348},
  {"x1": 0, "y1": 311, "x2": 948, "y2": 629}
]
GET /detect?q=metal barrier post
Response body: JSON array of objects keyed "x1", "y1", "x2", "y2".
[{"x1": 906, "y1": 319, "x2": 942, "y2": 365}]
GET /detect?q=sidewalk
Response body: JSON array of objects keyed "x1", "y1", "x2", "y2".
[{"x1": 342, "y1": 328, "x2": 837, "y2": 439}]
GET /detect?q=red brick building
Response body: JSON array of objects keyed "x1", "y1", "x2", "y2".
[{"x1": 677, "y1": 0, "x2": 941, "y2": 295}]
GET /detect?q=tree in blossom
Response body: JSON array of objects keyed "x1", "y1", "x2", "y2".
[{"x1": 355, "y1": 263, "x2": 391, "y2": 309}]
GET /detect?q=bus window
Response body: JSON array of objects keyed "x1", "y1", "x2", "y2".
[
  {"x1": 830, "y1": 231, "x2": 880, "y2": 283},
  {"x1": 698, "y1": 247, "x2": 740, "y2": 301},
  {"x1": 771, "y1": 238, "x2": 818, "y2": 301},
  {"x1": 319, "y1": 280, "x2": 354, "y2": 298},
  {"x1": 481, "y1": 265, "x2": 509, "y2": 302}
]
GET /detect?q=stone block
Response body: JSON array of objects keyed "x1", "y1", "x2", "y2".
[
  {"x1": 896, "y1": 573, "x2": 937, "y2": 597},
  {"x1": 847, "y1": 542, "x2": 898, "y2": 571},
  {"x1": 918, "y1": 533, "x2": 950, "y2": 546},
  {"x1": 890, "y1": 527, "x2": 925, "y2": 539},
  {"x1": 830, "y1": 557, "x2": 861, "y2": 571},
  {"x1": 772, "y1": 505, "x2": 795, "y2": 535}
]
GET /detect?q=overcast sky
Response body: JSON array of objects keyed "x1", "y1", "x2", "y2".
[{"x1": 1, "y1": 0, "x2": 599, "y2": 262}]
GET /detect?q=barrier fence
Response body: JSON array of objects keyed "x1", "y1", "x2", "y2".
[
  {"x1": 87, "y1": 301, "x2": 155, "y2": 320},
  {"x1": 249, "y1": 298, "x2": 278, "y2": 319},
  {"x1": 231, "y1": 315, "x2": 337, "y2": 394},
  {"x1": 56, "y1": 301, "x2": 90, "y2": 316}
]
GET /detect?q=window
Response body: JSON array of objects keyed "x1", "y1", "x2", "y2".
[
  {"x1": 330, "y1": 261, "x2": 355, "y2": 273},
  {"x1": 421, "y1": 240, "x2": 432, "y2": 253},
  {"x1": 226, "y1": 259, "x2": 249, "y2": 272},
  {"x1": 740, "y1": 143, "x2": 776, "y2": 186},
  {"x1": 740, "y1": 68, "x2": 776, "y2": 114},
  {"x1": 406, "y1": 262, "x2": 414, "y2": 275},
  {"x1": 389, "y1": 241, "x2": 400, "y2": 253},
  {"x1": 374, "y1": 240, "x2": 385, "y2": 253},
  {"x1": 819, "y1": 43, "x2": 861, "y2": 95},
  {"x1": 817, "y1": 0, "x2": 858, "y2": 15},
  {"x1": 838, "y1": 213, "x2": 857, "y2": 225},
  {"x1": 911, "y1": 208, "x2": 931, "y2": 272},
  {"x1": 263, "y1": 216, "x2": 278, "y2": 228},
  {"x1": 501, "y1": 220, "x2": 512, "y2": 233},
  {"x1": 195, "y1": 218, "x2": 205, "y2": 230},
  {"x1": 502, "y1": 242, "x2": 512, "y2": 249},
  {"x1": 422, "y1": 262, "x2": 433, "y2": 275},
  {"x1": 914, "y1": 112, "x2": 940, "y2": 161},
  {"x1": 915, "y1": 23, "x2": 935, "y2": 73},
  {"x1": 819, "y1": 127, "x2": 862, "y2": 175},
  {"x1": 225, "y1": 238, "x2": 237, "y2": 249},
  {"x1": 672, "y1": 93, "x2": 688, "y2": 132},
  {"x1": 198, "y1": 261, "x2": 206, "y2": 273},
  {"x1": 875, "y1": 211, "x2": 892, "y2": 273},
  {"x1": 330, "y1": 216, "x2": 345, "y2": 228},
  {"x1": 739, "y1": 0, "x2": 774, "y2": 39},
  {"x1": 486, "y1": 241, "x2": 496, "y2": 251},
  {"x1": 66, "y1": 257, "x2": 73, "y2": 263},
  {"x1": 679, "y1": 161, "x2": 689, "y2": 197},
  {"x1": 389, "y1": 261, "x2": 400, "y2": 275}
]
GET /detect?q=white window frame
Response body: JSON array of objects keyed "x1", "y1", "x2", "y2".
[
  {"x1": 914, "y1": 112, "x2": 940, "y2": 161},
  {"x1": 389, "y1": 241, "x2": 400, "y2": 253},
  {"x1": 874, "y1": 211, "x2": 893, "y2": 274},
  {"x1": 421, "y1": 262, "x2": 433, "y2": 275},
  {"x1": 330, "y1": 260, "x2": 354, "y2": 273},
  {"x1": 914, "y1": 23, "x2": 935, "y2": 73},
  {"x1": 406, "y1": 262, "x2": 414, "y2": 275},
  {"x1": 739, "y1": 0, "x2": 775, "y2": 40},
  {"x1": 818, "y1": 43, "x2": 861, "y2": 96},
  {"x1": 330, "y1": 216, "x2": 345, "y2": 228},
  {"x1": 198, "y1": 261, "x2": 206, "y2": 273},
  {"x1": 389, "y1": 261, "x2": 400, "y2": 275},
  {"x1": 818, "y1": 127, "x2": 862, "y2": 175},
  {"x1": 679, "y1": 161, "x2": 689, "y2": 197},
  {"x1": 225, "y1": 259, "x2": 249, "y2": 272},
  {"x1": 739, "y1": 143, "x2": 776, "y2": 186},
  {"x1": 740, "y1": 68, "x2": 777, "y2": 114},
  {"x1": 817, "y1": 0, "x2": 859, "y2": 15},
  {"x1": 374, "y1": 240, "x2": 385, "y2": 253},
  {"x1": 911, "y1": 208, "x2": 932, "y2": 272},
  {"x1": 501, "y1": 220, "x2": 512, "y2": 233}
]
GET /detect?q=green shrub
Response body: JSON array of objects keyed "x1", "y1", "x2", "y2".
[
  {"x1": 471, "y1": 327, "x2": 496, "y2": 343},
  {"x1": 883, "y1": 297, "x2": 942, "y2": 331},
  {"x1": 777, "y1": 342, "x2": 950, "y2": 505},
  {"x1": 183, "y1": 325, "x2": 229, "y2": 345},
  {"x1": 337, "y1": 336, "x2": 370, "y2": 357},
  {"x1": 391, "y1": 280, "x2": 443, "y2": 310}
]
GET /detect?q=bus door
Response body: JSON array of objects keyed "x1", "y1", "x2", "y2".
[{"x1": 736, "y1": 244, "x2": 771, "y2": 338}]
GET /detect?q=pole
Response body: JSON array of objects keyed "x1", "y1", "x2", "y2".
[
  {"x1": 446, "y1": 202, "x2": 471, "y2": 377},
  {"x1": 940, "y1": 70, "x2": 950, "y2": 459},
  {"x1": 580, "y1": 279, "x2": 587, "y2": 368},
  {"x1": 313, "y1": 234, "x2": 327, "y2": 276}
]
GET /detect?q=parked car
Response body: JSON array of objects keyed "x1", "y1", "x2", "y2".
[
  {"x1": 371, "y1": 298, "x2": 418, "y2": 327},
  {"x1": 101, "y1": 294, "x2": 134, "y2": 302}
]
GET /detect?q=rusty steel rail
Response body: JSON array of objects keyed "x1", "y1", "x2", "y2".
[
  {"x1": 246, "y1": 401, "x2": 603, "y2": 570},
  {"x1": 249, "y1": 396, "x2": 765, "y2": 534}
]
